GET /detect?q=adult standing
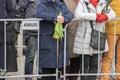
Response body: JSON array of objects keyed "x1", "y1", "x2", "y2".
[
  {"x1": 100, "y1": 0, "x2": 120, "y2": 80},
  {"x1": 64, "y1": 0, "x2": 80, "y2": 80},
  {"x1": 18, "y1": 0, "x2": 40, "y2": 80},
  {"x1": 0, "y1": 0, "x2": 16, "y2": 79},
  {"x1": 73, "y1": 0, "x2": 115, "y2": 80},
  {"x1": 37, "y1": 0, "x2": 73, "y2": 80}
]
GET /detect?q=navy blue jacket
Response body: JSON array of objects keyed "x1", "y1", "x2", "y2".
[{"x1": 37, "y1": 0, "x2": 74, "y2": 68}]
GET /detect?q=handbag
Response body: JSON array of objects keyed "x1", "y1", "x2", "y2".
[
  {"x1": 84, "y1": 2, "x2": 106, "y2": 51},
  {"x1": 90, "y1": 21, "x2": 106, "y2": 51}
]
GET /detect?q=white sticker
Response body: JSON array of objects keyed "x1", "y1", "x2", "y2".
[{"x1": 21, "y1": 20, "x2": 39, "y2": 30}]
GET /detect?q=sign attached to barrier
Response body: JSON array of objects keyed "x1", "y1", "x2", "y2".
[{"x1": 21, "y1": 20, "x2": 39, "y2": 30}]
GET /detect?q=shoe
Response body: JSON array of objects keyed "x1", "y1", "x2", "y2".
[
  {"x1": 0, "y1": 69, "x2": 6, "y2": 76},
  {"x1": 25, "y1": 77, "x2": 32, "y2": 80}
]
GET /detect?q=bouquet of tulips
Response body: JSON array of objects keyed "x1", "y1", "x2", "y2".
[{"x1": 53, "y1": 13, "x2": 64, "y2": 39}]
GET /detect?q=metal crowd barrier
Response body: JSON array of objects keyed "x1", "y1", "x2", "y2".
[
  {"x1": 0, "y1": 18, "x2": 120, "y2": 80},
  {"x1": 0, "y1": 18, "x2": 68, "y2": 80}
]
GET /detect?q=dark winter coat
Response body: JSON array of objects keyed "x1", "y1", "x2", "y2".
[
  {"x1": 18, "y1": 0, "x2": 40, "y2": 35},
  {"x1": 0, "y1": 0, "x2": 17, "y2": 72},
  {"x1": 37, "y1": 0, "x2": 74, "y2": 68},
  {"x1": 6, "y1": 22, "x2": 18, "y2": 72},
  {"x1": 0, "y1": 0, "x2": 16, "y2": 43},
  {"x1": 0, "y1": 0, "x2": 15, "y2": 43}
]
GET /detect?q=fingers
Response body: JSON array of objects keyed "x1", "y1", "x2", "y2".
[{"x1": 57, "y1": 15, "x2": 64, "y2": 23}]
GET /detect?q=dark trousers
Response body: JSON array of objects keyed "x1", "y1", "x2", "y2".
[
  {"x1": 0, "y1": 43, "x2": 4, "y2": 69},
  {"x1": 41, "y1": 66, "x2": 69, "y2": 80},
  {"x1": 0, "y1": 43, "x2": 5, "y2": 80},
  {"x1": 80, "y1": 54, "x2": 98, "y2": 80},
  {"x1": 69, "y1": 57, "x2": 80, "y2": 80}
]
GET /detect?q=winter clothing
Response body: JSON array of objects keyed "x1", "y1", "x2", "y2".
[
  {"x1": 67, "y1": 20, "x2": 80, "y2": 58},
  {"x1": 73, "y1": 0, "x2": 115, "y2": 55},
  {"x1": 6, "y1": 22, "x2": 18, "y2": 72},
  {"x1": 89, "y1": 0, "x2": 98, "y2": 7},
  {"x1": 64, "y1": 0, "x2": 80, "y2": 58},
  {"x1": 105, "y1": 0, "x2": 120, "y2": 34},
  {"x1": 64, "y1": 1, "x2": 80, "y2": 80},
  {"x1": 96, "y1": 14, "x2": 108, "y2": 22},
  {"x1": 64, "y1": 0, "x2": 78, "y2": 14},
  {"x1": 18, "y1": 0, "x2": 40, "y2": 75},
  {"x1": 18, "y1": 0, "x2": 40, "y2": 35},
  {"x1": 37, "y1": 0, "x2": 73, "y2": 68},
  {"x1": 18, "y1": 0, "x2": 40, "y2": 18},
  {"x1": 0, "y1": 0, "x2": 16, "y2": 76},
  {"x1": 100, "y1": 0, "x2": 120, "y2": 80},
  {"x1": 74, "y1": 0, "x2": 115, "y2": 80},
  {"x1": 37, "y1": 0, "x2": 73, "y2": 80},
  {"x1": 67, "y1": 20, "x2": 80, "y2": 80},
  {"x1": 0, "y1": 0, "x2": 16, "y2": 43}
]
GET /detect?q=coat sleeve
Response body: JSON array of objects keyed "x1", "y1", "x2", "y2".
[
  {"x1": 6, "y1": 0, "x2": 16, "y2": 19},
  {"x1": 106, "y1": 6, "x2": 116, "y2": 21},
  {"x1": 75, "y1": 2, "x2": 97, "y2": 21},
  {"x1": 17, "y1": 0, "x2": 29, "y2": 18},
  {"x1": 36, "y1": 4, "x2": 58, "y2": 22}
]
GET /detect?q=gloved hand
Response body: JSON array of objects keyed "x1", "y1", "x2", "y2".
[
  {"x1": 96, "y1": 14, "x2": 108, "y2": 22},
  {"x1": 89, "y1": 0, "x2": 98, "y2": 7}
]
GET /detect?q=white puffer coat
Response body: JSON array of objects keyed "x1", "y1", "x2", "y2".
[{"x1": 73, "y1": 0, "x2": 116, "y2": 55}]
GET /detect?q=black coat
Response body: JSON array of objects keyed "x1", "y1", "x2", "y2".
[
  {"x1": 6, "y1": 22, "x2": 18, "y2": 72},
  {"x1": 0, "y1": 0, "x2": 16, "y2": 43},
  {"x1": 0, "y1": 0, "x2": 17, "y2": 72}
]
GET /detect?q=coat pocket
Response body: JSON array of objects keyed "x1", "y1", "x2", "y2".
[{"x1": 40, "y1": 33, "x2": 53, "y2": 50}]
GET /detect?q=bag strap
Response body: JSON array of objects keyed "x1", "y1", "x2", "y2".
[{"x1": 85, "y1": 2, "x2": 94, "y2": 30}]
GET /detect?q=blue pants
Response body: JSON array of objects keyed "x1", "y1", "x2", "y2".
[{"x1": 25, "y1": 35, "x2": 37, "y2": 74}]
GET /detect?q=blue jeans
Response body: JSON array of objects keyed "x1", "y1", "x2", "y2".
[{"x1": 25, "y1": 35, "x2": 37, "y2": 74}]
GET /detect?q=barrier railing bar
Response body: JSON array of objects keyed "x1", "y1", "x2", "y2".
[{"x1": 0, "y1": 18, "x2": 119, "y2": 79}]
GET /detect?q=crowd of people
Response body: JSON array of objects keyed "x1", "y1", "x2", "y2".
[{"x1": 0, "y1": 0, "x2": 120, "y2": 80}]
